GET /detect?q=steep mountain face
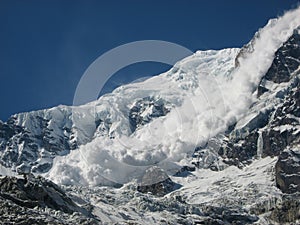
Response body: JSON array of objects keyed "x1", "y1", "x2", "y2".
[
  {"x1": 0, "y1": 48, "x2": 239, "y2": 176},
  {"x1": 0, "y1": 98, "x2": 172, "y2": 173},
  {"x1": 276, "y1": 148, "x2": 300, "y2": 193},
  {"x1": 215, "y1": 28, "x2": 300, "y2": 195},
  {"x1": 0, "y1": 109, "x2": 76, "y2": 173},
  {"x1": 0, "y1": 174, "x2": 97, "y2": 224},
  {"x1": 0, "y1": 7, "x2": 300, "y2": 225}
]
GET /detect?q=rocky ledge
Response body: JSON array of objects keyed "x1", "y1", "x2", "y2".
[{"x1": 0, "y1": 174, "x2": 97, "y2": 224}]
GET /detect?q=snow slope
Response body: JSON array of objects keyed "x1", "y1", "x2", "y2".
[
  {"x1": 46, "y1": 6, "x2": 300, "y2": 187},
  {"x1": 60, "y1": 157, "x2": 279, "y2": 224},
  {"x1": 46, "y1": 48, "x2": 239, "y2": 186}
]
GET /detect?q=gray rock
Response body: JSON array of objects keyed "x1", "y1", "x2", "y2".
[
  {"x1": 0, "y1": 175, "x2": 81, "y2": 214},
  {"x1": 129, "y1": 97, "x2": 170, "y2": 132},
  {"x1": 137, "y1": 166, "x2": 178, "y2": 197},
  {"x1": 264, "y1": 29, "x2": 300, "y2": 84},
  {"x1": 276, "y1": 148, "x2": 300, "y2": 194},
  {"x1": 218, "y1": 27, "x2": 300, "y2": 166},
  {"x1": 269, "y1": 193, "x2": 300, "y2": 223},
  {"x1": 201, "y1": 205, "x2": 258, "y2": 225}
]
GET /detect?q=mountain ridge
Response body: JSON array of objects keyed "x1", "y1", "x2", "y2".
[{"x1": 0, "y1": 7, "x2": 300, "y2": 224}]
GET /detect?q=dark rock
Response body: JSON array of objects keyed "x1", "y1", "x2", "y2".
[
  {"x1": 129, "y1": 97, "x2": 170, "y2": 132},
  {"x1": 269, "y1": 193, "x2": 300, "y2": 223},
  {"x1": 199, "y1": 218, "x2": 225, "y2": 225},
  {"x1": 257, "y1": 84, "x2": 269, "y2": 98},
  {"x1": 275, "y1": 149, "x2": 300, "y2": 194},
  {"x1": 218, "y1": 28, "x2": 300, "y2": 167},
  {"x1": 262, "y1": 129, "x2": 296, "y2": 157},
  {"x1": 218, "y1": 131, "x2": 259, "y2": 167},
  {"x1": 264, "y1": 29, "x2": 300, "y2": 83},
  {"x1": 137, "y1": 166, "x2": 177, "y2": 196},
  {"x1": 202, "y1": 205, "x2": 258, "y2": 225},
  {"x1": 0, "y1": 194, "x2": 97, "y2": 225},
  {"x1": 0, "y1": 175, "x2": 82, "y2": 214},
  {"x1": 174, "y1": 165, "x2": 196, "y2": 176},
  {"x1": 95, "y1": 118, "x2": 112, "y2": 138},
  {"x1": 31, "y1": 162, "x2": 53, "y2": 173},
  {"x1": 261, "y1": 82, "x2": 300, "y2": 157}
]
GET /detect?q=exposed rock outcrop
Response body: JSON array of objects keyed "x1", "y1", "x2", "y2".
[
  {"x1": 129, "y1": 97, "x2": 170, "y2": 132},
  {"x1": 269, "y1": 193, "x2": 300, "y2": 223},
  {"x1": 0, "y1": 175, "x2": 81, "y2": 213},
  {"x1": 218, "y1": 28, "x2": 300, "y2": 167},
  {"x1": 0, "y1": 174, "x2": 97, "y2": 224},
  {"x1": 276, "y1": 148, "x2": 300, "y2": 194},
  {"x1": 137, "y1": 166, "x2": 177, "y2": 197}
]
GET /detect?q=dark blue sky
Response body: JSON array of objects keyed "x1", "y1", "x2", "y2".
[{"x1": 0, "y1": 0, "x2": 299, "y2": 120}]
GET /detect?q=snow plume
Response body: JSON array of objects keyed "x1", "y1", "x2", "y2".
[
  {"x1": 224, "y1": 6, "x2": 300, "y2": 124},
  {"x1": 47, "y1": 49, "x2": 237, "y2": 186},
  {"x1": 47, "y1": 7, "x2": 300, "y2": 187}
]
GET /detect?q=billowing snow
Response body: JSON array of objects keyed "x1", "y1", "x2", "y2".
[
  {"x1": 46, "y1": 48, "x2": 239, "y2": 186},
  {"x1": 46, "y1": 7, "x2": 300, "y2": 187}
]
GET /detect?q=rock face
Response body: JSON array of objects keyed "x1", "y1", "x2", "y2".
[
  {"x1": 269, "y1": 193, "x2": 300, "y2": 223},
  {"x1": 0, "y1": 109, "x2": 79, "y2": 174},
  {"x1": 201, "y1": 206, "x2": 258, "y2": 225},
  {"x1": 0, "y1": 96, "x2": 172, "y2": 174},
  {"x1": 0, "y1": 174, "x2": 96, "y2": 224},
  {"x1": 263, "y1": 29, "x2": 300, "y2": 84},
  {"x1": 0, "y1": 175, "x2": 80, "y2": 213},
  {"x1": 0, "y1": 197, "x2": 96, "y2": 225},
  {"x1": 276, "y1": 148, "x2": 300, "y2": 194},
  {"x1": 216, "y1": 28, "x2": 300, "y2": 171},
  {"x1": 129, "y1": 97, "x2": 170, "y2": 132},
  {"x1": 137, "y1": 166, "x2": 177, "y2": 197}
]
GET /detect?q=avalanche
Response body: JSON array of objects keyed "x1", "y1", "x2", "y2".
[{"x1": 46, "y1": 6, "x2": 300, "y2": 187}]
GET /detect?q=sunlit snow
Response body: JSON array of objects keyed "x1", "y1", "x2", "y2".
[{"x1": 46, "y1": 7, "x2": 300, "y2": 187}]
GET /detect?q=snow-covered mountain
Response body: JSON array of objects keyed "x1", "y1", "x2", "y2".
[
  {"x1": 0, "y1": 47, "x2": 239, "y2": 179},
  {"x1": 0, "y1": 6, "x2": 300, "y2": 225}
]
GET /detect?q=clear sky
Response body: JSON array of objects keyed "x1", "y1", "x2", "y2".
[{"x1": 0, "y1": 0, "x2": 299, "y2": 120}]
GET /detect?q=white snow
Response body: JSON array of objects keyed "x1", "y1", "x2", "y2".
[
  {"x1": 273, "y1": 124, "x2": 294, "y2": 133},
  {"x1": 45, "y1": 7, "x2": 300, "y2": 187},
  {"x1": 46, "y1": 48, "x2": 239, "y2": 186},
  {"x1": 61, "y1": 156, "x2": 280, "y2": 224},
  {"x1": 257, "y1": 130, "x2": 263, "y2": 159},
  {"x1": 0, "y1": 164, "x2": 16, "y2": 176},
  {"x1": 171, "y1": 157, "x2": 280, "y2": 208}
]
